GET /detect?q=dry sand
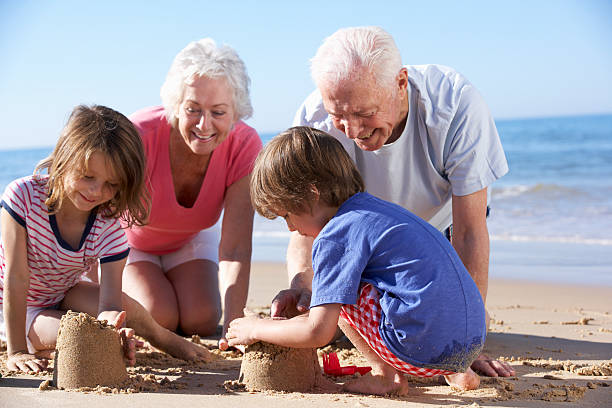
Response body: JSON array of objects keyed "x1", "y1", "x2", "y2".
[
  {"x1": 1, "y1": 262, "x2": 611, "y2": 407},
  {"x1": 53, "y1": 311, "x2": 127, "y2": 390},
  {"x1": 239, "y1": 342, "x2": 322, "y2": 392}
]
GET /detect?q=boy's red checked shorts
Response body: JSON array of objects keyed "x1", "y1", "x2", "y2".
[{"x1": 340, "y1": 283, "x2": 456, "y2": 377}]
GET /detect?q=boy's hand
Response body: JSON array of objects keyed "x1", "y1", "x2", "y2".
[
  {"x1": 6, "y1": 351, "x2": 48, "y2": 373},
  {"x1": 226, "y1": 315, "x2": 261, "y2": 347}
]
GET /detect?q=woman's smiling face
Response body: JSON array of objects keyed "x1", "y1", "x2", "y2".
[{"x1": 175, "y1": 75, "x2": 236, "y2": 156}]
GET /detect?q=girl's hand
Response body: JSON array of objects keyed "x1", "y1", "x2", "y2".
[
  {"x1": 100, "y1": 310, "x2": 143, "y2": 366},
  {"x1": 226, "y1": 315, "x2": 261, "y2": 347},
  {"x1": 118, "y1": 326, "x2": 142, "y2": 366},
  {"x1": 98, "y1": 310, "x2": 123, "y2": 328},
  {"x1": 7, "y1": 351, "x2": 48, "y2": 373}
]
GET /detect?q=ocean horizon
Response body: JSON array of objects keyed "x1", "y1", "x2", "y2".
[{"x1": 2, "y1": 113, "x2": 611, "y2": 285}]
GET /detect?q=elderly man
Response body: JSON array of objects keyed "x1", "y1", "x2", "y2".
[{"x1": 273, "y1": 26, "x2": 513, "y2": 377}]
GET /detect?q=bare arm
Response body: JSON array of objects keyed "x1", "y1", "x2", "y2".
[
  {"x1": 98, "y1": 257, "x2": 140, "y2": 365},
  {"x1": 287, "y1": 232, "x2": 315, "y2": 290},
  {"x1": 1, "y1": 209, "x2": 46, "y2": 372},
  {"x1": 269, "y1": 232, "x2": 315, "y2": 318},
  {"x1": 227, "y1": 303, "x2": 341, "y2": 348},
  {"x1": 452, "y1": 188, "x2": 515, "y2": 377},
  {"x1": 451, "y1": 188, "x2": 490, "y2": 302},
  {"x1": 97, "y1": 258, "x2": 126, "y2": 322},
  {"x1": 217, "y1": 175, "x2": 253, "y2": 349}
]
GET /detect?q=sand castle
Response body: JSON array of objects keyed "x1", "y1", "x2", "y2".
[
  {"x1": 239, "y1": 341, "x2": 321, "y2": 392},
  {"x1": 53, "y1": 311, "x2": 128, "y2": 389}
]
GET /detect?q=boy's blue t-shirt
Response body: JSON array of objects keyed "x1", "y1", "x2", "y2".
[{"x1": 310, "y1": 192, "x2": 485, "y2": 372}]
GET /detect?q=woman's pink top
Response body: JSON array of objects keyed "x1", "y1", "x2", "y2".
[{"x1": 124, "y1": 106, "x2": 262, "y2": 255}]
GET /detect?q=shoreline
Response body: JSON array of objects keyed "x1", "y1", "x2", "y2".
[
  {"x1": 490, "y1": 240, "x2": 612, "y2": 286},
  {"x1": 251, "y1": 238, "x2": 612, "y2": 287},
  {"x1": 246, "y1": 261, "x2": 612, "y2": 307}
]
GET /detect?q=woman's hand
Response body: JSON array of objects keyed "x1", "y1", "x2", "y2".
[
  {"x1": 6, "y1": 351, "x2": 48, "y2": 373},
  {"x1": 217, "y1": 174, "x2": 256, "y2": 351}
]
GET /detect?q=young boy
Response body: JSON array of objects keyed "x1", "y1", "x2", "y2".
[{"x1": 227, "y1": 126, "x2": 485, "y2": 396}]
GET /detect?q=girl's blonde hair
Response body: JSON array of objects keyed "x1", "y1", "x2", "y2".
[
  {"x1": 251, "y1": 126, "x2": 364, "y2": 219},
  {"x1": 35, "y1": 105, "x2": 150, "y2": 227}
]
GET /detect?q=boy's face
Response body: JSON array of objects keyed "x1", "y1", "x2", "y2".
[{"x1": 278, "y1": 210, "x2": 325, "y2": 238}]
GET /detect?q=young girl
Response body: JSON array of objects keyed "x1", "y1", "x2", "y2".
[
  {"x1": 1, "y1": 105, "x2": 211, "y2": 373},
  {"x1": 227, "y1": 127, "x2": 486, "y2": 396}
]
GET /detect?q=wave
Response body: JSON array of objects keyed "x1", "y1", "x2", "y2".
[
  {"x1": 253, "y1": 231, "x2": 292, "y2": 238},
  {"x1": 491, "y1": 183, "x2": 584, "y2": 199},
  {"x1": 253, "y1": 230, "x2": 612, "y2": 246},
  {"x1": 490, "y1": 234, "x2": 612, "y2": 246}
]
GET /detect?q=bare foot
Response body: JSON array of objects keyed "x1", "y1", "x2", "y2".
[
  {"x1": 343, "y1": 370, "x2": 409, "y2": 396},
  {"x1": 444, "y1": 367, "x2": 480, "y2": 391},
  {"x1": 152, "y1": 329, "x2": 213, "y2": 362}
]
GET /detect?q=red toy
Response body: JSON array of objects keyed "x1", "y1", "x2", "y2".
[{"x1": 322, "y1": 352, "x2": 372, "y2": 376}]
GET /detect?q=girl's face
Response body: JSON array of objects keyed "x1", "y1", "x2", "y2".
[
  {"x1": 175, "y1": 75, "x2": 236, "y2": 156},
  {"x1": 64, "y1": 151, "x2": 120, "y2": 214}
]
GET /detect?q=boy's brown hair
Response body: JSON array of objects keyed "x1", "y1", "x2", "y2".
[
  {"x1": 251, "y1": 126, "x2": 364, "y2": 219},
  {"x1": 35, "y1": 104, "x2": 150, "y2": 227}
]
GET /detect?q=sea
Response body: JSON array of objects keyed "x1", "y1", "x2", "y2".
[{"x1": 1, "y1": 114, "x2": 611, "y2": 285}]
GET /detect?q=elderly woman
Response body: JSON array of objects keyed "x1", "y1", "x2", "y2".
[{"x1": 122, "y1": 38, "x2": 261, "y2": 350}]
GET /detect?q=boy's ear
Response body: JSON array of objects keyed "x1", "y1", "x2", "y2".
[{"x1": 309, "y1": 184, "x2": 320, "y2": 200}]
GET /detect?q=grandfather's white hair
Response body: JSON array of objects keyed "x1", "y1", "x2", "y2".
[
  {"x1": 160, "y1": 38, "x2": 253, "y2": 127},
  {"x1": 310, "y1": 26, "x2": 402, "y2": 89}
]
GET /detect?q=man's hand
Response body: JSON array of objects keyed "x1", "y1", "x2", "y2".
[
  {"x1": 270, "y1": 288, "x2": 311, "y2": 318},
  {"x1": 471, "y1": 353, "x2": 516, "y2": 377}
]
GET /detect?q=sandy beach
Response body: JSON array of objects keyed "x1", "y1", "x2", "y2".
[{"x1": 1, "y1": 261, "x2": 611, "y2": 407}]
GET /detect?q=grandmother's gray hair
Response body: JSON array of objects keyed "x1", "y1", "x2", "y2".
[
  {"x1": 310, "y1": 26, "x2": 402, "y2": 89},
  {"x1": 160, "y1": 38, "x2": 253, "y2": 127}
]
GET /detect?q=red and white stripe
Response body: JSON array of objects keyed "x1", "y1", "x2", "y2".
[
  {"x1": 340, "y1": 283, "x2": 456, "y2": 377},
  {"x1": 0, "y1": 176, "x2": 128, "y2": 307}
]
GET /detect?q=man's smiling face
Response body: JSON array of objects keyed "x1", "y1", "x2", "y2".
[{"x1": 319, "y1": 68, "x2": 407, "y2": 151}]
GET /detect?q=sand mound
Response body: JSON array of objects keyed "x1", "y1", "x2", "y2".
[
  {"x1": 239, "y1": 341, "x2": 320, "y2": 392},
  {"x1": 53, "y1": 311, "x2": 127, "y2": 389}
]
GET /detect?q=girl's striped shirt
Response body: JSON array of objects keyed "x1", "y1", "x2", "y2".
[{"x1": 0, "y1": 175, "x2": 129, "y2": 307}]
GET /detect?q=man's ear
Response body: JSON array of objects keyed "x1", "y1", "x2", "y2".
[{"x1": 397, "y1": 67, "x2": 409, "y2": 93}]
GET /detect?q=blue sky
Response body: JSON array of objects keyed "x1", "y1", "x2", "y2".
[{"x1": 1, "y1": 0, "x2": 611, "y2": 149}]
